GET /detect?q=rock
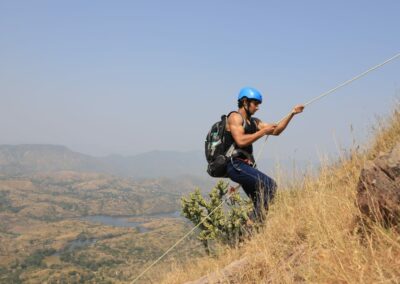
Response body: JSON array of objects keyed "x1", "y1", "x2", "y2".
[{"x1": 357, "y1": 142, "x2": 400, "y2": 231}]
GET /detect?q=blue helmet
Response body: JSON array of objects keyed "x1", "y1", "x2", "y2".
[{"x1": 237, "y1": 87, "x2": 262, "y2": 103}]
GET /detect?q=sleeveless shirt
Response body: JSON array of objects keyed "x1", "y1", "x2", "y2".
[{"x1": 224, "y1": 112, "x2": 258, "y2": 158}]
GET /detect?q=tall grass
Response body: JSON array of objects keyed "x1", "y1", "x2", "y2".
[{"x1": 159, "y1": 103, "x2": 400, "y2": 284}]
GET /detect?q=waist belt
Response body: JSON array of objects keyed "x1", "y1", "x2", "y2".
[
  {"x1": 231, "y1": 149, "x2": 255, "y2": 166},
  {"x1": 234, "y1": 157, "x2": 254, "y2": 166}
]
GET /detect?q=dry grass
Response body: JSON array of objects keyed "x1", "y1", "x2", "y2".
[{"x1": 159, "y1": 103, "x2": 400, "y2": 284}]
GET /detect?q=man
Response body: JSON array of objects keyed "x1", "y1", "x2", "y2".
[{"x1": 225, "y1": 87, "x2": 304, "y2": 221}]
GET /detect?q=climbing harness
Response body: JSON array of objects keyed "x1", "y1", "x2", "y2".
[{"x1": 131, "y1": 52, "x2": 400, "y2": 283}]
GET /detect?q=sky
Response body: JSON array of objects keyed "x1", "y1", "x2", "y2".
[{"x1": 1, "y1": 0, "x2": 399, "y2": 163}]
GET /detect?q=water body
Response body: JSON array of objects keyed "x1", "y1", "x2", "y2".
[{"x1": 53, "y1": 211, "x2": 182, "y2": 257}]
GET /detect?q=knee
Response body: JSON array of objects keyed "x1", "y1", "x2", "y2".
[
  {"x1": 271, "y1": 179, "x2": 277, "y2": 197},
  {"x1": 261, "y1": 176, "x2": 277, "y2": 190},
  {"x1": 265, "y1": 178, "x2": 277, "y2": 199},
  {"x1": 270, "y1": 178, "x2": 277, "y2": 191},
  {"x1": 257, "y1": 178, "x2": 277, "y2": 195}
]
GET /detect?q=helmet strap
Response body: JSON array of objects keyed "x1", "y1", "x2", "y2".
[{"x1": 244, "y1": 103, "x2": 252, "y2": 119}]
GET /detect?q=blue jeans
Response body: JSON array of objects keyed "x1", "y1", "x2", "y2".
[{"x1": 226, "y1": 158, "x2": 277, "y2": 221}]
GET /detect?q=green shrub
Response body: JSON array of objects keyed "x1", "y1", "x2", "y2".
[{"x1": 181, "y1": 181, "x2": 253, "y2": 254}]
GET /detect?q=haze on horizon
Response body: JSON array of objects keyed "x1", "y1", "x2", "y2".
[{"x1": 1, "y1": 1, "x2": 399, "y2": 163}]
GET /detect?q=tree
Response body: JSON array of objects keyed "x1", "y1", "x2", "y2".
[{"x1": 181, "y1": 181, "x2": 254, "y2": 254}]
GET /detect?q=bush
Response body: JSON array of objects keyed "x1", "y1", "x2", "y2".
[
  {"x1": 181, "y1": 181, "x2": 253, "y2": 254},
  {"x1": 21, "y1": 248, "x2": 56, "y2": 268}
]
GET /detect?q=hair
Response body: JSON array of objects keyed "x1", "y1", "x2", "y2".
[
  {"x1": 238, "y1": 98, "x2": 247, "y2": 108},
  {"x1": 238, "y1": 98, "x2": 260, "y2": 108}
]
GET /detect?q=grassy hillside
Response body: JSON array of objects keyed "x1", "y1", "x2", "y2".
[{"x1": 159, "y1": 104, "x2": 400, "y2": 283}]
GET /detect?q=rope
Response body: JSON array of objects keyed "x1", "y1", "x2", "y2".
[
  {"x1": 130, "y1": 52, "x2": 400, "y2": 283},
  {"x1": 255, "y1": 52, "x2": 400, "y2": 163},
  {"x1": 303, "y1": 52, "x2": 400, "y2": 107},
  {"x1": 130, "y1": 194, "x2": 232, "y2": 283}
]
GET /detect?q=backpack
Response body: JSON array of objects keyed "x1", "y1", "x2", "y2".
[{"x1": 205, "y1": 112, "x2": 238, "y2": 177}]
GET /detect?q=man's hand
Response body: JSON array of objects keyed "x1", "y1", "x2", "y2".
[
  {"x1": 292, "y1": 104, "x2": 305, "y2": 115},
  {"x1": 262, "y1": 123, "x2": 278, "y2": 135}
]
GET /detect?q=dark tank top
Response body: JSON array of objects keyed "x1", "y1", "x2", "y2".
[{"x1": 224, "y1": 111, "x2": 258, "y2": 158}]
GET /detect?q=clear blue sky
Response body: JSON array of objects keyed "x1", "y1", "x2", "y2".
[{"x1": 1, "y1": 1, "x2": 399, "y2": 163}]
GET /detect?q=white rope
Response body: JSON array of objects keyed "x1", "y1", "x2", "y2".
[
  {"x1": 130, "y1": 193, "x2": 233, "y2": 283},
  {"x1": 130, "y1": 52, "x2": 400, "y2": 283},
  {"x1": 255, "y1": 52, "x2": 400, "y2": 163},
  {"x1": 303, "y1": 52, "x2": 400, "y2": 107}
]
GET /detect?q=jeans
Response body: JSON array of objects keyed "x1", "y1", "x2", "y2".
[{"x1": 226, "y1": 158, "x2": 277, "y2": 221}]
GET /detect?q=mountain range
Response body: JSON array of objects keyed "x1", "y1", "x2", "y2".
[
  {"x1": 0, "y1": 144, "x2": 206, "y2": 178},
  {"x1": 0, "y1": 144, "x2": 314, "y2": 181}
]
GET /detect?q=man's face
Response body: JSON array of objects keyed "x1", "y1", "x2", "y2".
[{"x1": 247, "y1": 100, "x2": 261, "y2": 115}]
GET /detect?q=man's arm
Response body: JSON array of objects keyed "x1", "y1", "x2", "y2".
[
  {"x1": 256, "y1": 104, "x2": 304, "y2": 136},
  {"x1": 228, "y1": 113, "x2": 277, "y2": 147}
]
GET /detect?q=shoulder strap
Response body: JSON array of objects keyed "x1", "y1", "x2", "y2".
[
  {"x1": 225, "y1": 143, "x2": 236, "y2": 158},
  {"x1": 225, "y1": 111, "x2": 246, "y2": 157}
]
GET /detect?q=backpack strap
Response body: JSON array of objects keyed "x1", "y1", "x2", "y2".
[
  {"x1": 225, "y1": 143, "x2": 236, "y2": 158},
  {"x1": 225, "y1": 111, "x2": 246, "y2": 158},
  {"x1": 225, "y1": 112, "x2": 256, "y2": 164}
]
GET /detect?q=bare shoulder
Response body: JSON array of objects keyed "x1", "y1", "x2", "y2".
[
  {"x1": 227, "y1": 112, "x2": 243, "y2": 126},
  {"x1": 227, "y1": 112, "x2": 244, "y2": 133},
  {"x1": 252, "y1": 117, "x2": 261, "y2": 124},
  {"x1": 252, "y1": 117, "x2": 262, "y2": 128}
]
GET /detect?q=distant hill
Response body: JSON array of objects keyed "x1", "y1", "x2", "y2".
[
  {"x1": 0, "y1": 144, "x2": 104, "y2": 175},
  {"x1": 99, "y1": 150, "x2": 207, "y2": 178},
  {"x1": 0, "y1": 144, "x2": 210, "y2": 180},
  {"x1": 0, "y1": 144, "x2": 313, "y2": 181}
]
